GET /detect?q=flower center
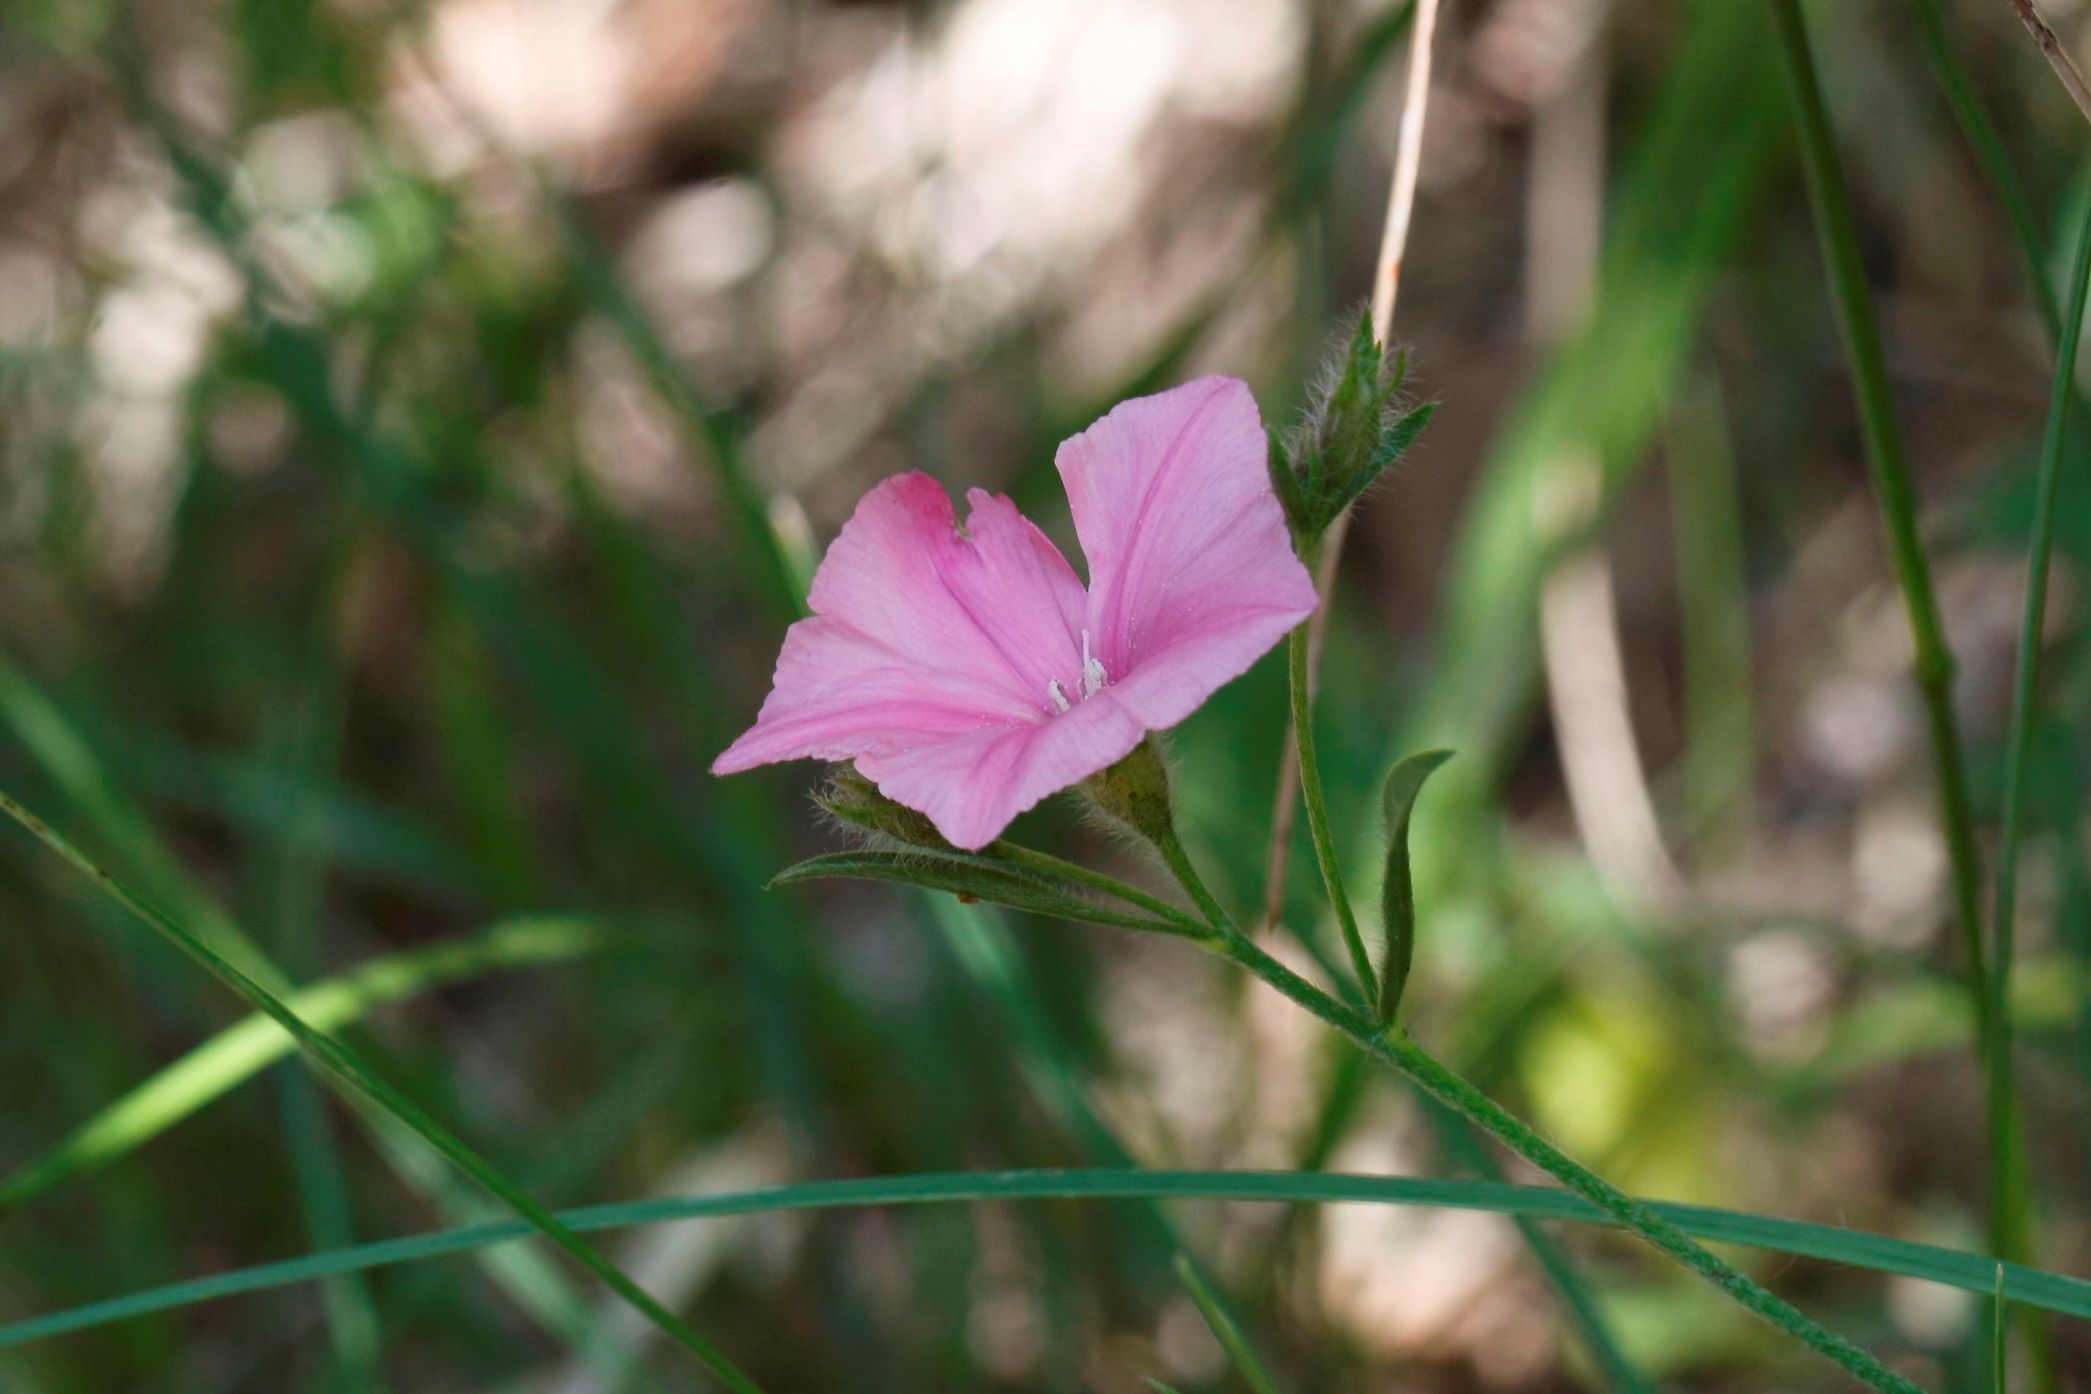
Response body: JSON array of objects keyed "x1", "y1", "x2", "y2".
[{"x1": 1047, "y1": 630, "x2": 1109, "y2": 713}]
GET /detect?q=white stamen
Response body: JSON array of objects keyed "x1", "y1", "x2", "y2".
[
  {"x1": 1047, "y1": 678, "x2": 1071, "y2": 713},
  {"x1": 1080, "y1": 629, "x2": 1107, "y2": 699}
]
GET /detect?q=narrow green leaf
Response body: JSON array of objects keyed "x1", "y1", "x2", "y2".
[
  {"x1": 0, "y1": 790, "x2": 767, "y2": 1394},
  {"x1": 0, "y1": 917, "x2": 609, "y2": 1210},
  {"x1": 1320, "y1": 401, "x2": 1435, "y2": 528},
  {"x1": 1376, "y1": 750, "x2": 1452, "y2": 1024},
  {"x1": 11, "y1": 1166, "x2": 2091, "y2": 1350},
  {"x1": 1266, "y1": 429, "x2": 1312, "y2": 540},
  {"x1": 1170, "y1": 1253, "x2": 1284, "y2": 1394},
  {"x1": 772, "y1": 850, "x2": 1200, "y2": 938}
]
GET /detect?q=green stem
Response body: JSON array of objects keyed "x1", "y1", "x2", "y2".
[
  {"x1": 1287, "y1": 620, "x2": 1377, "y2": 997},
  {"x1": 1148, "y1": 826, "x2": 1235, "y2": 939},
  {"x1": 1984, "y1": 189, "x2": 2091, "y2": 1378},
  {"x1": 1208, "y1": 929, "x2": 1923, "y2": 1394},
  {"x1": 0, "y1": 792, "x2": 766, "y2": 1394},
  {"x1": 1146, "y1": 816, "x2": 1920, "y2": 1392},
  {"x1": 1767, "y1": 0, "x2": 1987, "y2": 1014},
  {"x1": 1907, "y1": 0, "x2": 2062, "y2": 342},
  {"x1": 1769, "y1": 0, "x2": 2036, "y2": 1304}
]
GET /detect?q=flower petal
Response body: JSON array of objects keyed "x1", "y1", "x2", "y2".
[
  {"x1": 712, "y1": 472, "x2": 1088, "y2": 779},
  {"x1": 1057, "y1": 376, "x2": 1318, "y2": 730},
  {"x1": 855, "y1": 682, "x2": 1148, "y2": 849}
]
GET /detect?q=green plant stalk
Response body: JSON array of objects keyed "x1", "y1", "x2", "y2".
[
  {"x1": 1210, "y1": 931, "x2": 1920, "y2": 1394},
  {"x1": 987, "y1": 840, "x2": 1211, "y2": 932},
  {"x1": 1286, "y1": 618, "x2": 1377, "y2": 996},
  {"x1": 1151, "y1": 834, "x2": 1919, "y2": 1393},
  {"x1": 1907, "y1": 0, "x2": 2061, "y2": 342},
  {"x1": 1768, "y1": 0, "x2": 2030, "y2": 1286},
  {"x1": 1767, "y1": 0, "x2": 1987, "y2": 1009},
  {"x1": 1171, "y1": 1253, "x2": 1284, "y2": 1394},
  {"x1": 1983, "y1": 193, "x2": 2091, "y2": 1377},
  {"x1": 0, "y1": 792, "x2": 766, "y2": 1394}
]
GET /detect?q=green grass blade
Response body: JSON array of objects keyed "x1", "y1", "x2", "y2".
[
  {"x1": 0, "y1": 917, "x2": 608, "y2": 1209},
  {"x1": 1417, "y1": 1101, "x2": 1651, "y2": 1394},
  {"x1": 0, "y1": 650, "x2": 282, "y2": 990},
  {"x1": 1982, "y1": 181, "x2": 2091, "y2": 1388},
  {"x1": 1906, "y1": 0, "x2": 2061, "y2": 340},
  {"x1": 1768, "y1": 1, "x2": 2037, "y2": 1349},
  {"x1": 0, "y1": 646, "x2": 647, "y2": 1369},
  {"x1": 1400, "y1": 0, "x2": 1778, "y2": 868},
  {"x1": 10, "y1": 1166, "x2": 2091, "y2": 1350},
  {"x1": 0, "y1": 791, "x2": 767, "y2": 1394},
  {"x1": 1768, "y1": 0, "x2": 1988, "y2": 1017},
  {"x1": 1170, "y1": 1253, "x2": 1284, "y2": 1394}
]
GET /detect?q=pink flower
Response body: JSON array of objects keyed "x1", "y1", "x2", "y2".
[{"x1": 713, "y1": 376, "x2": 1319, "y2": 850}]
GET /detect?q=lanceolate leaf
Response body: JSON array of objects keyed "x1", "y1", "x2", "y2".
[
  {"x1": 1323, "y1": 402, "x2": 1435, "y2": 525},
  {"x1": 1377, "y1": 750, "x2": 1453, "y2": 1024},
  {"x1": 772, "y1": 850, "x2": 1195, "y2": 937}
]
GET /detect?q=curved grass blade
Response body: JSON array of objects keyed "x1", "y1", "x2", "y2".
[
  {"x1": 0, "y1": 917, "x2": 609, "y2": 1210},
  {"x1": 9, "y1": 1166, "x2": 2091, "y2": 1350},
  {"x1": 0, "y1": 790, "x2": 767, "y2": 1394},
  {"x1": 773, "y1": 850, "x2": 1203, "y2": 938}
]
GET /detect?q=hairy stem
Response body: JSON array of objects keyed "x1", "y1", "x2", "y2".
[
  {"x1": 989, "y1": 840, "x2": 1211, "y2": 935},
  {"x1": 1184, "y1": 900, "x2": 1922, "y2": 1392},
  {"x1": 1287, "y1": 621, "x2": 1378, "y2": 996},
  {"x1": 1147, "y1": 801, "x2": 1920, "y2": 1392}
]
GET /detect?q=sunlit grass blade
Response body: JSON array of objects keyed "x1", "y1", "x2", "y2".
[
  {"x1": 0, "y1": 641, "x2": 650, "y2": 1365},
  {"x1": 0, "y1": 917, "x2": 609, "y2": 1210},
  {"x1": 0, "y1": 791, "x2": 767, "y2": 1393},
  {"x1": 10, "y1": 1165, "x2": 2091, "y2": 1351}
]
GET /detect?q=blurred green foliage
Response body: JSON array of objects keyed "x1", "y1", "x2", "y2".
[{"x1": 4, "y1": 0, "x2": 2091, "y2": 1389}]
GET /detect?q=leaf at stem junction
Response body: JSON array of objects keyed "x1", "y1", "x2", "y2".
[{"x1": 1377, "y1": 749, "x2": 1453, "y2": 1025}]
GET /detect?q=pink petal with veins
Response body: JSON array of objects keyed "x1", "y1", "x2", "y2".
[{"x1": 715, "y1": 379, "x2": 1317, "y2": 849}]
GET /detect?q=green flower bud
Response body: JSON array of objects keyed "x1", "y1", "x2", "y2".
[
  {"x1": 1082, "y1": 737, "x2": 1176, "y2": 845},
  {"x1": 815, "y1": 767, "x2": 952, "y2": 850},
  {"x1": 1275, "y1": 308, "x2": 1434, "y2": 542}
]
